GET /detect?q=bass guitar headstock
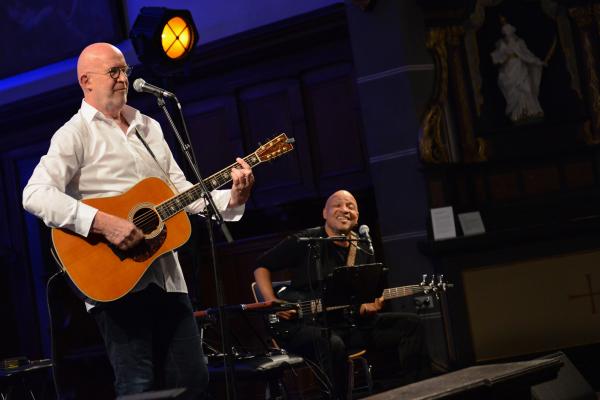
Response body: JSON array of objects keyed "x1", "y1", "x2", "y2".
[{"x1": 419, "y1": 274, "x2": 454, "y2": 300}]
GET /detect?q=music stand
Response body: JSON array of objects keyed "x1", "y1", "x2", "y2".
[{"x1": 322, "y1": 263, "x2": 387, "y2": 308}]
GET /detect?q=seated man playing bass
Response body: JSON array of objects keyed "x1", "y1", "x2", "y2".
[{"x1": 254, "y1": 190, "x2": 430, "y2": 399}]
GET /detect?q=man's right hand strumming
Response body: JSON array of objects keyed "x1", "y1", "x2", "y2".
[
  {"x1": 92, "y1": 210, "x2": 144, "y2": 251},
  {"x1": 271, "y1": 299, "x2": 298, "y2": 321},
  {"x1": 254, "y1": 266, "x2": 298, "y2": 320}
]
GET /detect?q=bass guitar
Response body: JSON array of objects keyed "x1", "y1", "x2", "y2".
[{"x1": 267, "y1": 274, "x2": 452, "y2": 326}]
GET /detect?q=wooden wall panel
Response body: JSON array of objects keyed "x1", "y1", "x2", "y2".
[
  {"x1": 522, "y1": 165, "x2": 560, "y2": 196},
  {"x1": 488, "y1": 171, "x2": 520, "y2": 202},
  {"x1": 563, "y1": 159, "x2": 595, "y2": 189},
  {"x1": 239, "y1": 80, "x2": 316, "y2": 206},
  {"x1": 184, "y1": 96, "x2": 244, "y2": 181},
  {"x1": 302, "y1": 64, "x2": 370, "y2": 193},
  {"x1": 428, "y1": 179, "x2": 445, "y2": 208}
]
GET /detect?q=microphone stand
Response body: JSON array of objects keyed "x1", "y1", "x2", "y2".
[
  {"x1": 156, "y1": 95, "x2": 237, "y2": 400},
  {"x1": 298, "y1": 235, "x2": 367, "y2": 398},
  {"x1": 297, "y1": 236, "x2": 366, "y2": 281}
]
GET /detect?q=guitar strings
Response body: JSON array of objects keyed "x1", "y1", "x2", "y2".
[
  {"x1": 291, "y1": 284, "x2": 427, "y2": 315},
  {"x1": 129, "y1": 158, "x2": 254, "y2": 232},
  {"x1": 106, "y1": 139, "x2": 289, "y2": 238}
]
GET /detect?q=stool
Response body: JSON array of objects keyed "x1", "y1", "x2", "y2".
[{"x1": 347, "y1": 350, "x2": 373, "y2": 399}]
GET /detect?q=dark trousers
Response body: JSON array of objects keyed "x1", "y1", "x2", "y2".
[
  {"x1": 92, "y1": 284, "x2": 208, "y2": 398},
  {"x1": 275, "y1": 312, "x2": 429, "y2": 399}
]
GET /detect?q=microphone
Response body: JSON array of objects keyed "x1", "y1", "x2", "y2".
[
  {"x1": 132, "y1": 78, "x2": 175, "y2": 98},
  {"x1": 358, "y1": 225, "x2": 374, "y2": 255}
]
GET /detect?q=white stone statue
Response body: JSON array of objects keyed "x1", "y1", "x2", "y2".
[{"x1": 491, "y1": 18, "x2": 546, "y2": 123}]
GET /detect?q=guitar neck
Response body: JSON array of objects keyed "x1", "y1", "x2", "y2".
[
  {"x1": 155, "y1": 152, "x2": 262, "y2": 220},
  {"x1": 382, "y1": 284, "x2": 424, "y2": 300},
  {"x1": 300, "y1": 284, "x2": 425, "y2": 316}
]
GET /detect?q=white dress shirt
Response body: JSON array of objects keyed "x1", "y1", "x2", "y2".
[{"x1": 23, "y1": 100, "x2": 244, "y2": 307}]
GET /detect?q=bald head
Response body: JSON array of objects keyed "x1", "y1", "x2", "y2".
[
  {"x1": 76, "y1": 42, "x2": 129, "y2": 117},
  {"x1": 77, "y1": 43, "x2": 123, "y2": 84},
  {"x1": 325, "y1": 190, "x2": 357, "y2": 209}
]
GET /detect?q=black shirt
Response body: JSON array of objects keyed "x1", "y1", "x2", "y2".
[{"x1": 257, "y1": 226, "x2": 376, "y2": 294}]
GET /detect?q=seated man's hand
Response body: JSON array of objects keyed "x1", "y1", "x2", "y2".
[
  {"x1": 265, "y1": 297, "x2": 298, "y2": 320},
  {"x1": 359, "y1": 296, "x2": 384, "y2": 316},
  {"x1": 276, "y1": 309, "x2": 298, "y2": 320}
]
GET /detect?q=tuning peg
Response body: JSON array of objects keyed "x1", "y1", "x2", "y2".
[{"x1": 436, "y1": 274, "x2": 444, "y2": 291}]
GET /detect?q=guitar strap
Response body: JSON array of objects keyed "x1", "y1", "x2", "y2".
[
  {"x1": 134, "y1": 128, "x2": 180, "y2": 194},
  {"x1": 346, "y1": 231, "x2": 358, "y2": 266}
]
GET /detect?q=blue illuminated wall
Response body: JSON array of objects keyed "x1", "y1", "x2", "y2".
[{"x1": 0, "y1": 0, "x2": 341, "y2": 106}]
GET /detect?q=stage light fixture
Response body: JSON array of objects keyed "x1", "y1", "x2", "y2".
[{"x1": 130, "y1": 7, "x2": 198, "y2": 65}]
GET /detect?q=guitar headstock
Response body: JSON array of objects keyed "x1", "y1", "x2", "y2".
[
  {"x1": 255, "y1": 133, "x2": 295, "y2": 162},
  {"x1": 419, "y1": 274, "x2": 453, "y2": 300}
]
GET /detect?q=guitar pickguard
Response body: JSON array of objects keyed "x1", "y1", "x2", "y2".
[
  {"x1": 131, "y1": 226, "x2": 167, "y2": 262},
  {"x1": 106, "y1": 225, "x2": 167, "y2": 262}
]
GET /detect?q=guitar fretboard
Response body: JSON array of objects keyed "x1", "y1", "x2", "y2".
[
  {"x1": 156, "y1": 153, "x2": 261, "y2": 220},
  {"x1": 294, "y1": 284, "x2": 426, "y2": 317},
  {"x1": 382, "y1": 285, "x2": 422, "y2": 300}
]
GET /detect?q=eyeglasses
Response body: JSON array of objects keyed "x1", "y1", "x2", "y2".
[{"x1": 86, "y1": 65, "x2": 132, "y2": 79}]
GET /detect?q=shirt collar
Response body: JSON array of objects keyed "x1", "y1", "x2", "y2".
[{"x1": 80, "y1": 99, "x2": 143, "y2": 129}]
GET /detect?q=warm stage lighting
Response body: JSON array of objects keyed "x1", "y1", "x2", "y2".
[
  {"x1": 161, "y1": 16, "x2": 195, "y2": 60},
  {"x1": 130, "y1": 7, "x2": 198, "y2": 65}
]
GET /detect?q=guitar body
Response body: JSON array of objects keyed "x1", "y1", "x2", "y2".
[{"x1": 51, "y1": 177, "x2": 191, "y2": 302}]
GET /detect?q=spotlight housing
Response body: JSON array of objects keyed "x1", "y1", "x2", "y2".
[{"x1": 130, "y1": 7, "x2": 198, "y2": 65}]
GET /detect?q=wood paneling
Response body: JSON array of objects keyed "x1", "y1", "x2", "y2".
[
  {"x1": 488, "y1": 170, "x2": 520, "y2": 202},
  {"x1": 239, "y1": 80, "x2": 315, "y2": 206},
  {"x1": 302, "y1": 64, "x2": 369, "y2": 192},
  {"x1": 184, "y1": 96, "x2": 244, "y2": 179},
  {"x1": 564, "y1": 159, "x2": 595, "y2": 189},
  {"x1": 522, "y1": 165, "x2": 560, "y2": 196}
]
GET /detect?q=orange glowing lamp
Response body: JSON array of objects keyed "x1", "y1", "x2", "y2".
[{"x1": 131, "y1": 8, "x2": 198, "y2": 65}]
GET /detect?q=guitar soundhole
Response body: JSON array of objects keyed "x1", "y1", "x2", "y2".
[{"x1": 133, "y1": 207, "x2": 160, "y2": 234}]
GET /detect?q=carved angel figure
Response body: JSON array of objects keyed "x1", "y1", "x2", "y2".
[{"x1": 491, "y1": 18, "x2": 546, "y2": 123}]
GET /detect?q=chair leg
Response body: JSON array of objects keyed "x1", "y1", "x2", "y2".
[
  {"x1": 347, "y1": 357, "x2": 355, "y2": 400},
  {"x1": 347, "y1": 356, "x2": 373, "y2": 398},
  {"x1": 358, "y1": 357, "x2": 373, "y2": 394}
]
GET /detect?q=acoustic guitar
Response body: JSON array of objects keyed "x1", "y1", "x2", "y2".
[{"x1": 52, "y1": 133, "x2": 294, "y2": 302}]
